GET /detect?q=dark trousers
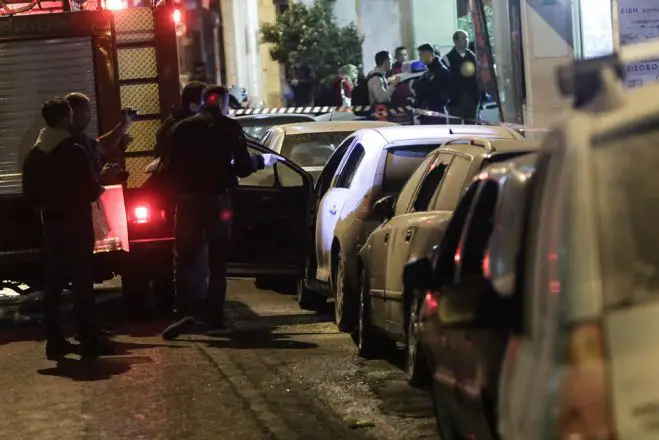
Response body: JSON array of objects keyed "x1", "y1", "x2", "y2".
[
  {"x1": 447, "y1": 95, "x2": 480, "y2": 124},
  {"x1": 42, "y1": 209, "x2": 95, "y2": 342},
  {"x1": 174, "y1": 194, "x2": 232, "y2": 324}
]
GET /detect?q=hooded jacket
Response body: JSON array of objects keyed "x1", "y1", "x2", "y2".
[{"x1": 22, "y1": 127, "x2": 101, "y2": 214}]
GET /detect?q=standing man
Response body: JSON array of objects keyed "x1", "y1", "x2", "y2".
[
  {"x1": 391, "y1": 46, "x2": 409, "y2": 75},
  {"x1": 154, "y1": 81, "x2": 207, "y2": 160},
  {"x1": 288, "y1": 53, "x2": 316, "y2": 107},
  {"x1": 367, "y1": 50, "x2": 400, "y2": 105},
  {"x1": 414, "y1": 44, "x2": 452, "y2": 125},
  {"x1": 161, "y1": 85, "x2": 278, "y2": 340},
  {"x1": 442, "y1": 30, "x2": 482, "y2": 124},
  {"x1": 65, "y1": 93, "x2": 132, "y2": 185},
  {"x1": 22, "y1": 99, "x2": 111, "y2": 359}
]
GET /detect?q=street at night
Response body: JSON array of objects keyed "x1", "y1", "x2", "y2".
[{"x1": 0, "y1": 280, "x2": 436, "y2": 440}]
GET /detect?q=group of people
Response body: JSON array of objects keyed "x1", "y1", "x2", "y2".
[
  {"x1": 288, "y1": 30, "x2": 485, "y2": 124},
  {"x1": 22, "y1": 84, "x2": 278, "y2": 360}
]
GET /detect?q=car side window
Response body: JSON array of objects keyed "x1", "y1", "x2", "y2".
[
  {"x1": 433, "y1": 181, "x2": 481, "y2": 285},
  {"x1": 394, "y1": 153, "x2": 437, "y2": 216},
  {"x1": 316, "y1": 136, "x2": 354, "y2": 195},
  {"x1": 335, "y1": 143, "x2": 365, "y2": 189},
  {"x1": 431, "y1": 154, "x2": 473, "y2": 211},
  {"x1": 455, "y1": 180, "x2": 499, "y2": 281},
  {"x1": 238, "y1": 146, "x2": 303, "y2": 188},
  {"x1": 410, "y1": 153, "x2": 452, "y2": 213}
]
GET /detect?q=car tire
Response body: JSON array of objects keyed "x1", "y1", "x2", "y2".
[
  {"x1": 332, "y1": 249, "x2": 357, "y2": 333},
  {"x1": 297, "y1": 278, "x2": 325, "y2": 310},
  {"x1": 354, "y1": 268, "x2": 390, "y2": 358},
  {"x1": 405, "y1": 289, "x2": 431, "y2": 387},
  {"x1": 432, "y1": 381, "x2": 459, "y2": 440}
]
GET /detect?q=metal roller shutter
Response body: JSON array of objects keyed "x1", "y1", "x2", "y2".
[{"x1": 0, "y1": 37, "x2": 98, "y2": 195}]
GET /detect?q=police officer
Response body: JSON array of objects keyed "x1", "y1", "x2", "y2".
[
  {"x1": 22, "y1": 99, "x2": 112, "y2": 359},
  {"x1": 161, "y1": 85, "x2": 278, "y2": 340}
]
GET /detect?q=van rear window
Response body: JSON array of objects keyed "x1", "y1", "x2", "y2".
[{"x1": 382, "y1": 146, "x2": 436, "y2": 194}]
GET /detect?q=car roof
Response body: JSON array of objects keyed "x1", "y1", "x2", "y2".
[
  {"x1": 368, "y1": 124, "x2": 521, "y2": 144},
  {"x1": 278, "y1": 120, "x2": 395, "y2": 135}
]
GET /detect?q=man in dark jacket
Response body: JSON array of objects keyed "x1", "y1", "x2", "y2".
[
  {"x1": 414, "y1": 43, "x2": 452, "y2": 124},
  {"x1": 22, "y1": 98, "x2": 111, "y2": 360},
  {"x1": 66, "y1": 93, "x2": 132, "y2": 186},
  {"x1": 154, "y1": 81, "x2": 207, "y2": 160},
  {"x1": 161, "y1": 85, "x2": 278, "y2": 340},
  {"x1": 288, "y1": 53, "x2": 316, "y2": 106},
  {"x1": 442, "y1": 30, "x2": 482, "y2": 124}
]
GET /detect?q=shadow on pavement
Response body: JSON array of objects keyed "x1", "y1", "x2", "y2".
[
  {"x1": 188, "y1": 300, "x2": 321, "y2": 350},
  {"x1": 112, "y1": 340, "x2": 182, "y2": 355},
  {"x1": 190, "y1": 329, "x2": 318, "y2": 350},
  {"x1": 37, "y1": 355, "x2": 151, "y2": 381}
]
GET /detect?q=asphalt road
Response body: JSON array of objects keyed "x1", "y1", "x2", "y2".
[{"x1": 0, "y1": 279, "x2": 437, "y2": 440}]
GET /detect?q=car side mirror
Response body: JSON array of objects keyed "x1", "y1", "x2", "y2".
[
  {"x1": 373, "y1": 195, "x2": 395, "y2": 220},
  {"x1": 403, "y1": 257, "x2": 435, "y2": 292}
]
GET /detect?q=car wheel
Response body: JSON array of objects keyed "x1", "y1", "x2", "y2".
[
  {"x1": 432, "y1": 381, "x2": 459, "y2": 440},
  {"x1": 405, "y1": 289, "x2": 431, "y2": 387},
  {"x1": 297, "y1": 278, "x2": 325, "y2": 310},
  {"x1": 332, "y1": 250, "x2": 357, "y2": 333}
]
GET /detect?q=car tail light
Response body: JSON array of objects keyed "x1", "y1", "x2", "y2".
[
  {"x1": 134, "y1": 206, "x2": 149, "y2": 223},
  {"x1": 423, "y1": 290, "x2": 439, "y2": 318},
  {"x1": 556, "y1": 323, "x2": 614, "y2": 440},
  {"x1": 128, "y1": 204, "x2": 166, "y2": 224}
]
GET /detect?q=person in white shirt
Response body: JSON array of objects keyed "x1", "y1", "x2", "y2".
[{"x1": 367, "y1": 51, "x2": 401, "y2": 104}]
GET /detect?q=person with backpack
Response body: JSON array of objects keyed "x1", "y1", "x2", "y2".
[
  {"x1": 352, "y1": 51, "x2": 400, "y2": 116},
  {"x1": 22, "y1": 98, "x2": 113, "y2": 360}
]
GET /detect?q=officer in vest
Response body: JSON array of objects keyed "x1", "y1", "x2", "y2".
[{"x1": 442, "y1": 30, "x2": 482, "y2": 124}]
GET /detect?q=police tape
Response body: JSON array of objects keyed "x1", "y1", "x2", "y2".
[{"x1": 229, "y1": 104, "x2": 549, "y2": 133}]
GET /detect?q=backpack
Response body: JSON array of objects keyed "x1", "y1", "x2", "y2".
[
  {"x1": 351, "y1": 72, "x2": 385, "y2": 116},
  {"x1": 22, "y1": 147, "x2": 49, "y2": 207}
]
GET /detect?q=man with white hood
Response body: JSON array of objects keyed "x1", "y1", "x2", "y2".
[{"x1": 22, "y1": 98, "x2": 112, "y2": 360}]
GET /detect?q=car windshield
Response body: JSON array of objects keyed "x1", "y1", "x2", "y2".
[
  {"x1": 594, "y1": 129, "x2": 659, "y2": 308},
  {"x1": 280, "y1": 132, "x2": 353, "y2": 167},
  {"x1": 238, "y1": 116, "x2": 314, "y2": 139}
]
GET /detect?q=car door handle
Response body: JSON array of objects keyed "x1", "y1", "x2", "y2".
[
  {"x1": 384, "y1": 232, "x2": 390, "y2": 243},
  {"x1": 404, "y1": 229, "x2": 413, "y2": 241},
  {"x1": 329, "y1": 206, "x2": 337, "y2": 215}
]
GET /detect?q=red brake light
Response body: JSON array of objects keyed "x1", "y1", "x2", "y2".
[
  {"x1": 423, "y1": 290, "x2": 439, "y2": 317},
  {"x1": 134, "y1": 206, "x2": 149, "y2": 224},
  {"x1": 173, "y1": 9, "x2": 181, "y2": 24}
]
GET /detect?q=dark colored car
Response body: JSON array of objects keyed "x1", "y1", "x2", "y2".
[{"x1": 404, "y1": 153, "x2": 538, "y2": 440}]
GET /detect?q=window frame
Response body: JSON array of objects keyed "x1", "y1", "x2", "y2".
[
  {"x1": 431, "y1": 152, "x2": 474, "y2": 211},
  {"x1": 393, "y1": 152, "x2": 438, "y2": 217},
  {"x1": 409, "y1": 152, "x2": 454, "y2": 214},
  {"x1": 334, "y1": 143, "x2": 366, "y2": 189}
]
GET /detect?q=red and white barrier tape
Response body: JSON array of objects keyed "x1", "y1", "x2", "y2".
[{"x1": 229, "y1": 105, "x2": 549, "y2": 133}]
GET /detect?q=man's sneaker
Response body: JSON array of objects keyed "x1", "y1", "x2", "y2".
[
  {"x1": 45, "y1": 338, "x2": 79, "y2": 361},
  {"x1": 161, "y1": 316, "x2": 195, "y2": 341},
  {"x1": 205, "y1": 321, "x2": 232, "y2": 337}
]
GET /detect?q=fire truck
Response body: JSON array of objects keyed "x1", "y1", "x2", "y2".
[{"x1": 0, "y1": 2, "x2": 315, "y2": 303}]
